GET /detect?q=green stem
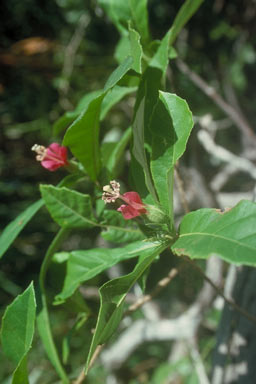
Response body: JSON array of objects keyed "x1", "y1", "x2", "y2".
[{"x1": 37, "y1": 228, "x2": 70, "y2": 384}]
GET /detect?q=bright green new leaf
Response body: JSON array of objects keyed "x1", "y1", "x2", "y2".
[
  {"x1": 85, "y1": 241, "x2": 169, "y2": 373},
  {"x1": 168, "y1": 0, "x2": 204, "y2": 46},
  {"x1": 0, "y1": 199, "x2": 43, "y2": 259},
  {"x1": 40, "y1": 185, "x2": 96, "y2": 228},
  {"x1": 150, "y1": 91, "x2": 193, "y2": 219},
  {"x1": 172, "y1": 200, "x2": 256, "y2": 266},
  {"x1": 1, "y1": 282, "x2": 36, "y2": 383},
  {"x1": 55, "y1": 240, "x2": 156, "y2": 302}
]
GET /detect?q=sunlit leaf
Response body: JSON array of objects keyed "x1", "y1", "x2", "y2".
[{"x1": 172, "y1": 200, "x2": 256, "y2": 266}]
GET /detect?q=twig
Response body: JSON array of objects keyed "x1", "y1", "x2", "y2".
[
  {"x1": 188, "y1": 337, "x2": 211, "y2": 384},
  {"x1": 185, "y1": 257, "x2": 256, "y2": 325},
  {"x1": 124, "y1": 267, "x2": 179, "y2": 316},
  {"x1": 59, "y1": 13, "x2": 90, "y2": 109},
  {"x1": 101, "y1": 256, "x2": 223, "y2": 370},
  {"x1": 72, "y1": 368, "x2": 85, "y2": 384},
  {"x1": 174, "y1": 165, "x2": 190, "y2": 213},
  {"x1": 197, "y1": 129, "x2": 256, "y2": 180},
  {"x1": 176, "y1": 59, "x2": 256, "y2": 144}
]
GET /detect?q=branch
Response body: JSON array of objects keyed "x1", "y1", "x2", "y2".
[
  {"x1": 176, "y1": 59, "x2": 256, "y2": 145},
  {"x1": 185, "y1": 257, "x2": 256, "y2": 325},
  {"x1": 124, "y1": 267, "x2": 179, "y2": 316},
  {"x1": 100, "y1": 256, "x2": 223, "y2": 370},
  {"x1": 197, "y1": 129, "x2": 256, "y2": 180}
]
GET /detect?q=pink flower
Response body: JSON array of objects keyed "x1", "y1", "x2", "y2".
[
  {"x1": 117, "y1": 192, "x2": 147, "y2": 220},
  {"x1": 32, "y1": 143, "x2": 68, "y2": 171},
  {"x1": 102, "y1": 181, "x2": 147, "y2": 220}
]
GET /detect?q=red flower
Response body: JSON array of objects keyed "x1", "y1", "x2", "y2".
[
  {"x1": 102, "y1": 181, "x2": 146, "y2": 220},
  {"x1": 32, "y1": 143, "x2": 68, "y2": 171},
  {"x1": 117, "y1": 192, "x2": 147, "y2": 220}
]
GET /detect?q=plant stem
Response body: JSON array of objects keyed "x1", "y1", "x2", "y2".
[{"x1": 37, "y1": 228, "x2": 70, "y2": 383}]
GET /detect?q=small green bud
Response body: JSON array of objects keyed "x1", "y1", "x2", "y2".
[{"x1": 146, "y1": 205, "x2": 168, "y2": 224}]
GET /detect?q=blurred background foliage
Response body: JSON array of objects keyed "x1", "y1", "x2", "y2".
[{"x1": 1, "y1": 0, "x2": 256, "y2": 382}]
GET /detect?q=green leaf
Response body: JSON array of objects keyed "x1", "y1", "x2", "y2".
[
  {"x1": 53, "y1": 90, "x2": 102, "y2": 136},
  {"x1": 101, "y1": 86, "x2": 137, "y2": 120},
  {"x1": 168, "y1": 0, "x2": 204, "y2": 46},
  {"x1": 85, "y1": 241, "x2": 168, "y2": 373},
  {"x1": 172, "y1": 200, "x2": 256, "y2": 266},
  {"x1": 36, "y1": 228, "x2": 69, "y2": 384},
  {"x1": 98, "y1": 0, "x2": 131, "y2": 35},
  {"x1": 54, "y1": 86, "x2": 136, "y2": 137},
  {"x1": 36, "y1": 289, "x2": 69, "y2": 383},
  {"x1": 106, "y1": 127, "x2": 132, "y2": 177},
  {"x1": 12, "y1": 355, "x2": 29, "y2": 384},
  {"x1": 150, "y1": 29, "x2": 171, "y2": 73},
  {"x1": 40, "y1": 185, "x2": 96, "y2": 228},
  {"x1": 63, "y1": 94, "x2": 104, "y2": 180},
  {"x1": 63, "y1": 57, "x2": 134, "y2": 180},
  {"x1": 129, "y1": 0, "x2": 150, "y2": 43},
  {"x1": 129, "y1": 24, "x2": 143, "y2": 74},
  {"x1": 0, "y1": 173, "x2": 84, "y2": 260},
  {"x1": 55, "y1": 240, "x2": 155, "y2": 303},
  {"x1": 101, "y1": 210, "x2": 143, "y2": 243},
  {"x1": 104, "y1": 56, "x2": 134, "y2": 92},
  {"x1": 0, "y1": 199, "x2": 44, "y2": 259},
  {"x1": 1, "y1": 283, "x2": 36, "y2": 383},
  {"x1": 132, "y1": 98, "x2": 158, "y2": 201},
  {"x1": 150, "y1": 91, "x2": 193, "y2": 220}
]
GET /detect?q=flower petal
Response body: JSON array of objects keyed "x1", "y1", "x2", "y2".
[{"x1": 117, "y1": 204, "x2": 142, "y2": 220}]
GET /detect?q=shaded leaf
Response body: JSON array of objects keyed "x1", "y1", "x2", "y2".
[
  {"x1": 1, "y1": 283, "x2": 36, "y2": 384},
  {"x1": 53, "y1": 90, "x2": 102, "y2": 136},
  {"x1": 40, "y1": 185, "x2": 96, "y2": 228},
  {"x1": 55, "y1": 240, "x2": 155, "y2": 302},
  {"x1": 172, "y1": 200, "x2": 256, "y2": 266},
  {"x1": 101, "y1": 86, "x2": 137, "y2": 119},
  {"x1": 168, "y1": 0, "x2": 204, "y2": 46},
  {"x1": 129, "y1": 0, "x2": 150, "y2": 43},
  {"x1": 85, "y1": 241, "x2": 168, "y2": 373},
  {"x1": 132, "y1": 98, "x2": 158, "y2": 201},
  {"x1": 104, "y1": 56, "x2": 134, "y2": 92},
  {"x1": 129, "y1": 24, "x2": 143, "y2": 74},
  {"x1": 63, "y1": 94, "x2": 104, "y2": 180},
  {"x1": 106, "y1": 127, "x2": 132, "y2": 177},
  {"x1": 101, "y1": 210, "x2": 143, "y2": 243},
  {"x1": 0, "y1": 199, "x2": 44, "y2": 259}
]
